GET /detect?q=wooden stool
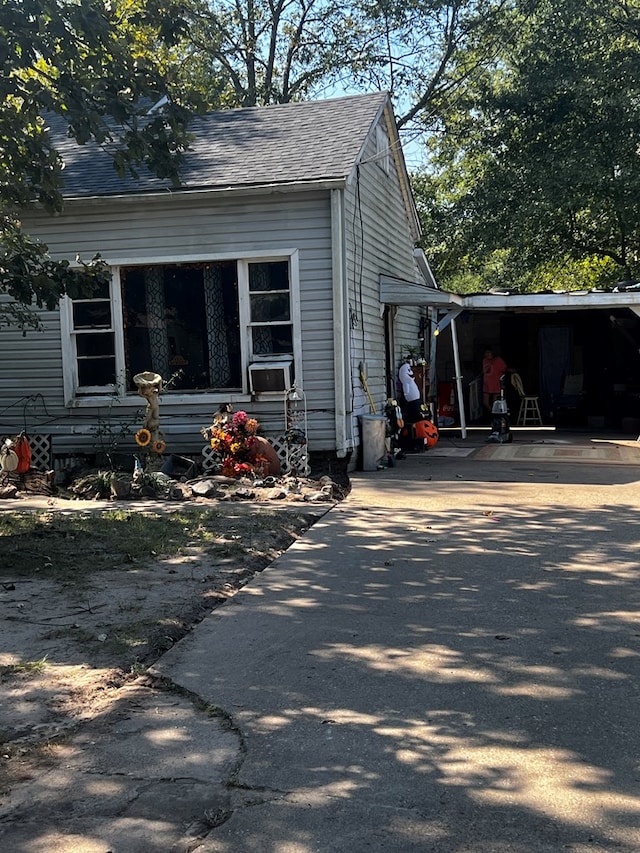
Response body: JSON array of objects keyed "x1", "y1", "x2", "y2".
[
  {"x1": 517, "y1": 396, "x2": 543, "y2": 426},
  {"x1": 510, "y1": 372, "x2": 543, "y2": 427}
]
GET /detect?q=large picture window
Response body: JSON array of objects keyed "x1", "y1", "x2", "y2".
[
  {"x1": 65, "y1": 256, "x2": 296, "y2": 398},
  {"x1": 121, "y1": 261, "x2": 241, "y2": 392}
]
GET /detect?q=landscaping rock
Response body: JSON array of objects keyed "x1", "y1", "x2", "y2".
[{"x1": 191, "y1": 479, "x2": 225, "y2": 498}]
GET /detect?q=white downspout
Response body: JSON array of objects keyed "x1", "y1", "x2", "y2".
[{"x1": 331, "y1": 189, "x2": 352, "y2": 457}]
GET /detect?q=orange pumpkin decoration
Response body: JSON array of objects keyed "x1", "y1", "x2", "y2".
[
  {"x1": 413, "y1": 420, "x2": 439, "y2": 447},
  {"x1": 14, "y1": 434, "x2": 32, "y2": 474}
]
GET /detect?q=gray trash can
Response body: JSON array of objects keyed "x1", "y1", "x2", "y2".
[{"x1": 359, "y1": 414, "x2": 387, "y2": 471}]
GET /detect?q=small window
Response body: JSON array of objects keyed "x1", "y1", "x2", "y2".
[
  {"x1": 70, "y1": 286, "x2": 117, "y2": 391},
  {"x1": 248, "y1": 261, "x2": 293, "y2": 358}
]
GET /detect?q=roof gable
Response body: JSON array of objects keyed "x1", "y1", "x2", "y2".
[{"x1": 48, "y1": 93, "x2": 391, "y2": 198}]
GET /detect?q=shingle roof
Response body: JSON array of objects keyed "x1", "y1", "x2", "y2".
[{"x1": 47, "y1": 92, "x2": 389, "y2": 198}]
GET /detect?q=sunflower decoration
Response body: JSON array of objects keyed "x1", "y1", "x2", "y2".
[
  {"x1": 152, "y1": 439, "x2": 166, "y2": 454},
  {"x1": 135, "y1": 428, "x2": 152, "y2": 447}
]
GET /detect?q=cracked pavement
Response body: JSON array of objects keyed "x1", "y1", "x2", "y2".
[{"x1": 0, "y1": 679, "x2": 245, "y2": 852}]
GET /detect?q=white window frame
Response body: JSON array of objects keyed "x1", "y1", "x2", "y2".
[
  {"x1": 60, "y1": 274, "x2": 126, "y2": 404},
  {"x1": 61, "y1": 250, "x2": 302, "y2": 407},
  {"x1": 239, "y1": 255, "x2": 301, "y2": 364}
]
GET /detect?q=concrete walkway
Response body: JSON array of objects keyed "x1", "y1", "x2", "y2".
[{"x1": 154, "y1": 432, "x2": 640, "y2": 853}]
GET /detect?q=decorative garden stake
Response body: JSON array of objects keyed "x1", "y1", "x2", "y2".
[{"x1": 133, "y1": 371, "x2": 166, "y2": 454}]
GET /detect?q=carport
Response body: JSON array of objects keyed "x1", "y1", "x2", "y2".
[{"x1": 380, "y1": 279, "x2": 640, "y2": 436}]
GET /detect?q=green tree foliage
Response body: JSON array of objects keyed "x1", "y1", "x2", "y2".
[
  {"x1": 174, "y1": 0, "x2": 366, "y2": 108},
  {"x1": 352, "y1": 0, "x2": 512, "y2": 131},
  {"x1": 416, "y1": 0, "x2": 640, "y2": 291},
  {"x1": 162, "y1": 0, "x2": 511, "y2": 131},
  {"x1": 0, "y1": 0, "x2": 196, "y2": 328}
]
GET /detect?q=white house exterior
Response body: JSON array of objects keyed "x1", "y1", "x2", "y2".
[{"x1": 4, "y1": 93, "x2": 432, "y2": 470}]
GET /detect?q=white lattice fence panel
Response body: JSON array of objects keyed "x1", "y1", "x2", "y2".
[
  {"x1": 201, "y1": 444, "x2": 216, "y2": 473},
  {"x1": 201, "y1": 435, "x2": 309, "y2": 476},
  {"x1": 268, "y1": 434, "x2": 310, "y2": 476},
  {"x1": 29, "y1": 434, "x2": 52, "y2": 470}
]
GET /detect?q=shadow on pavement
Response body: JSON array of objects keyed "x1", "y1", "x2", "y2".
[{"x1": 158, "y1": 494, "x2": 640, "y2": 852}]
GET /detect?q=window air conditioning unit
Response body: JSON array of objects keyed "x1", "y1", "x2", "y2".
[{"x1": 248, "y1": 360, "x2": 293, "y2": 394}]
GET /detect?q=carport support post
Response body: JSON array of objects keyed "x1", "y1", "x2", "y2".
[
  {"x1": 428, "y1": 311, "x2": 439, "y2": 421},
  {"x1": 450, "y1": 316, "x2": 467, "y2": 438},
  {"x1": 429, "y1": 308, "x2": 467, "y2": 438}
]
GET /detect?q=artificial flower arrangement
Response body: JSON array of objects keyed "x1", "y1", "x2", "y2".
[{"x1": 202, "y1": 407, "x2": 269, "y2": 478}]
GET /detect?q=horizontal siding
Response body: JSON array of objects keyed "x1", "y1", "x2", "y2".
[
  {"x1": 12, "y1": 191, "x2": 339, "y2": 458},
  {"x1": 394, "y1": 305, "x2": 424, "y2": 362},
  {"x1": 344, "y1": 128, "x2": 423, "y2": 445},
  {"x1": 0, "y1": 301, "x2": 68, "y2": 441},
  {"x1": 30, "y1": 197, "x2": 332, "y2": 260}
]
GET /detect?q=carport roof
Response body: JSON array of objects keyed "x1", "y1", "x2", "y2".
[{"x1": 379, "y1": 277, "x2": 640, "y2": 314}]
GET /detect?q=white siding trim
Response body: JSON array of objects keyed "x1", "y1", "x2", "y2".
[
  {"x1": 111, "y1": 267, "x2": 127, "y2": 395},
  {"x1": 236, "y1": 260, "x2": 251, "y2": 390},
  {"x1": 91, "y1": 248, "x2": 300, "y2": 268},
  {"x1": 59, "y1": 296, "x2": 75, "y2": 406},
  {"x1": 289, "y1": 249, "x2": 304, "y2": 391},
  {"x1": 331, "y1": 188, "x2": 352, "y2": 457},
  {"x1": 58, "y1": 180, "x2": 345, "y2": 207}
]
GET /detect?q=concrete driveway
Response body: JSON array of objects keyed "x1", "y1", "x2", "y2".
[{"x1": 155, "y1": 431, "x2": 640, "y2": 853}]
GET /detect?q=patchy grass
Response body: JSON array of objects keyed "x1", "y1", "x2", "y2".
[
  {"x1": 0, "y1": 656, "x2": 48, "y2": 681},
  {"x1": 0, "y1": 507, "x2": 281, "y2": 580},
  {"x1": 0, "y1": 501, "x2": 322, "y2": 768}
]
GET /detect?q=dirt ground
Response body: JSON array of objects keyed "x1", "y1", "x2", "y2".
[{"x1": 0, "y1": 471, "x2": 348, "y2": 812}]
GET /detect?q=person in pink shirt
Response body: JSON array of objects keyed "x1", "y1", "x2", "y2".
[{"x1": 482, "y1": 348, "x2": 507, "y2": 414}]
